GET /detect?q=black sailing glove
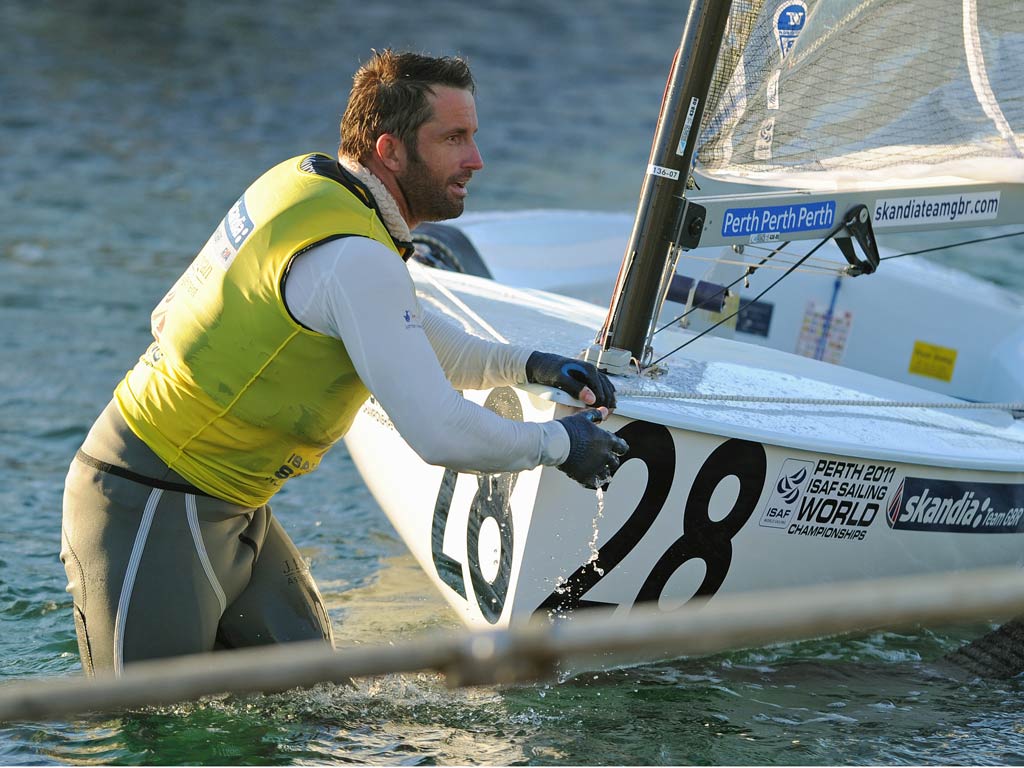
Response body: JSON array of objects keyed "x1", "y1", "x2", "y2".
[
  {"x1": 525, "y1": 351, "x2": 617, "y2": 408},
  {"x1": 556, "y1": 409, "x2": 630, "y2": 490}
]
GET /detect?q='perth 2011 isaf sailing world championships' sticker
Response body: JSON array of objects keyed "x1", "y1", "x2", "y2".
[
  {"x1": 760, "y1": 458, "x2": 897, "y2": 541},
  {"x1": 722, "y1": 200, "x2": 836, "y2": 240},
  {"x1": 887, "y1": 477, "x2": 1024, "y2": 533}
]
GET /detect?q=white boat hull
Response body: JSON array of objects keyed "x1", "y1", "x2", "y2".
[
  {"x1": 345, "y1": 246, "x2": 1024, "y2": 633},
  {"x1": 348, "y1": 383, "x2": 1024, "y2": 631}
]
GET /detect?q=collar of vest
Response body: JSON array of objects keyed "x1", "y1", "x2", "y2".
[{"x1": 299, "y1": 153, "x2": 415, "y2": 260}]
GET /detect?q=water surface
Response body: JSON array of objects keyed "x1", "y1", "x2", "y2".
[{"x1": 2, "y1": 1, "x2": 1023, "y2": 764}]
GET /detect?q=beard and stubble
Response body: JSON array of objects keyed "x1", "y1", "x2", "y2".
[{"x1": 395, "y1": 149, "x2": 469, "y2": 223}]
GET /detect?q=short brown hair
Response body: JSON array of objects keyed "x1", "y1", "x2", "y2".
[{"x1": 339, "y1": 50, "x2": 475, "y2": 161}]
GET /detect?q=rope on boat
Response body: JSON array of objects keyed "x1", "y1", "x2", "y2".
[
  {"x1": 616, "y1": 387, "x2": 1024, "y2": 414},
  {"x1": 3, "y1": 565, "x2": 1024, "y2": 722}
]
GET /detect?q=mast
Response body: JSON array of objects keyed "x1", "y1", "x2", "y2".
[{"x1": 592, "y1": 0, "x2": 733, "y2": 371}]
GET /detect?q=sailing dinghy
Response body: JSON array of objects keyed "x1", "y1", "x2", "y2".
[{"x1": 344, "y1": 0, "x2": 1024, "y2": 645}]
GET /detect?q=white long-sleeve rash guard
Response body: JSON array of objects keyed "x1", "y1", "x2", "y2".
[{"x1": 284, "y1": 235, "x2": 571, "y2": 473}]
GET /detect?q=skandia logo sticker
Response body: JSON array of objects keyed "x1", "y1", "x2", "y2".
[
  {"x1": 887, "y1": 476, "x2": 1024, "y2": 533},
  {"x1": 774, "y1": 1, "x2": 807, "y2": 58},
  {"x1": 886, "y1": 478, "x2": 905, "y2": 527}
]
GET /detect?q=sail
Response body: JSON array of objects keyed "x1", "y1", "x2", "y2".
[{"x1": 697, "y1": 0, "x2": 1024, "y2": 190}]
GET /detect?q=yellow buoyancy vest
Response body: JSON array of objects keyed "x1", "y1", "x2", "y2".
[{"x1": 115, "y1": 153, "x2": 407, "y2": 507}]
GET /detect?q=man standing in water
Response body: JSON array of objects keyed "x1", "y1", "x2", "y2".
[{"x1": 61, "y1": 50, "x2": 628, "y2": 675}]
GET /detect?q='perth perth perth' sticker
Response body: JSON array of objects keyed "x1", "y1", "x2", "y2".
[{"x1": 721, "y1": 200, "x2": 836, "y2": 239}]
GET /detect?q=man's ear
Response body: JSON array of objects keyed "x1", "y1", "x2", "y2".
[{"x1": 374, "y1": 133, "x2": 407, "y2": 173}]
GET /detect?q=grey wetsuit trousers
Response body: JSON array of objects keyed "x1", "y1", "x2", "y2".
[{"x1": 61, "y1": 401, "x2": 334, "y2": 675}]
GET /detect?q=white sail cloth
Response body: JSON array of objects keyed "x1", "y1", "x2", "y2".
[{"x1": 696, "y1": 0, "x2": 1024, "y2": 190}]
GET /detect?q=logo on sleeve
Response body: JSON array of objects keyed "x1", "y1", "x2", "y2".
[{"x1": 403, "y1": 309, "x2": 423, "y2": 329}]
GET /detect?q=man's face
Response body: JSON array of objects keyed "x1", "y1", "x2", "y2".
[{"x1": 397, "y1": 86, "x2": 484, "y2": 223}]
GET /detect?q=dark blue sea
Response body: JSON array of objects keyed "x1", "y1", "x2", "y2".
[{"x1": 2, "y1": 0, "x2": 1024, "y2": 764}]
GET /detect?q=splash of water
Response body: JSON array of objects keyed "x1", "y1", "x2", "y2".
[
  {"x1": 551, "y1": 488, "x2": 606, "y2": 597},
  {"x1": 553, "y1": 575, "x2": 568, "y2": 595},
  {"x1": 584, "y1": 488, "x2": 605, "y2": 576}
]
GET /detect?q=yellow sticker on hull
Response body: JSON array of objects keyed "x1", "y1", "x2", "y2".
[{"x1": 908, "y1": 340, "x2": 957, "y2": 382}]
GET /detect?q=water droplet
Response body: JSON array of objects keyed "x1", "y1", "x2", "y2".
[{"x1": 583, "y1": 488, "x2": 606, "y2": 568}]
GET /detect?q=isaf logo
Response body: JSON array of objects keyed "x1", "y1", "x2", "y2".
[
  {"x1": 754, "y1": 117, "x2": 776, "y2": 161},
  {"x1": 777, "y1": 465, "x2": 808, "y2": 504},
  {"x1": 760, "y1": 458, "x2": 813, "y2": 528}
]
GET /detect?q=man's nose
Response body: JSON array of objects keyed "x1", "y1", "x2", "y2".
[{"x1": 464, "y1": 139, "x2": 484, "y2": 171}]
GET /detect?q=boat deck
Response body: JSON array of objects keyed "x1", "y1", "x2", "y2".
[{"x1": 411, "y1": 263, "x2": 1024, "y2": 472}]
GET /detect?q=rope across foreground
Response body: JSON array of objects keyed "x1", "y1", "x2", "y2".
[{"x1": 3, "y1": 566, "x2": 1024, "y2": 722}]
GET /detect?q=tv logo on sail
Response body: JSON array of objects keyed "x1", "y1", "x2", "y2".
[{"x1": 774, "y1": 1, "x2": 807, "y2": 58}]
